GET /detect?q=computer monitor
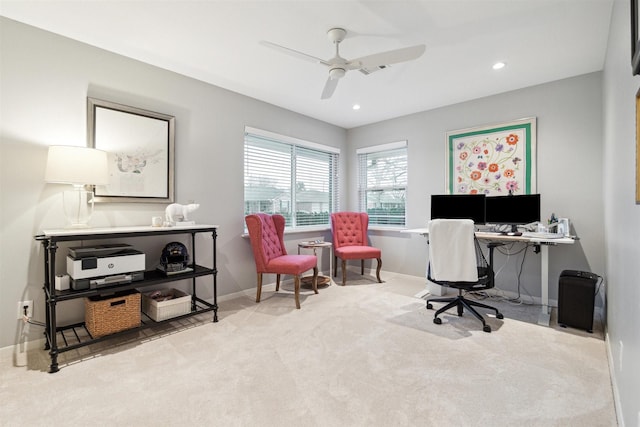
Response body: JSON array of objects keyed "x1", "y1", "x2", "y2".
[
  {"x1": 430, "y1": 194, "x2": 486, "y2": 224},
  {"x1": 485, "y1": 194, "x2": 541, "y2": 232}
]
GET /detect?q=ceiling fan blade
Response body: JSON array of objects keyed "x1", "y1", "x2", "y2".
[
  {"x1": 321, "y1": 77, "x2": 340, "y2": 99},
  {"x1": 260, "y1": 40, "x2": 330, "y2": 66},
  {"x1": 348, "y1": 44, "x2": 426, "y2": 70}
]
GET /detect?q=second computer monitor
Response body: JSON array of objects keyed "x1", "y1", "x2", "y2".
[
  {"x1": 485, "y1": 194, "x2": 541, "y2": 230},
  {"x1": 430, "y1": 194, "x2": 486, "y2": 224}
]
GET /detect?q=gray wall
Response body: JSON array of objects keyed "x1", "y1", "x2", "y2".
[
  {"x1": 603, "y1": 1, "x2": 640, "y2": 425},
  {"x1": 0, "y1": 18, "x2": 347, "y2": 349},
  {"x1": 347, "y1": 73, "x2": 604, "y2": 304}
]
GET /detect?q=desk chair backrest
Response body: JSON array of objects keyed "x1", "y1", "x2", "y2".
[
  {"x1": 428, "y1": 219, "x2": 479, "y2": 282},
  {"x1": 245, "y1": 213, "x2": 287, "y2": 273}
]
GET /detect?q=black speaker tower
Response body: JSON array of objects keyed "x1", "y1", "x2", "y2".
[{"x1": 557, "y1": 270, "x2": 599, "y2": 333}]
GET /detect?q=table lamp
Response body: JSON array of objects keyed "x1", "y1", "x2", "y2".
[{"x1": 45, "y1": 145, "x2": 109, "y2": 228}]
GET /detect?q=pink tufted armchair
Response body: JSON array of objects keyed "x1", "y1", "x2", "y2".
[
  {"x1": 245, "y1": 213, "x2": 318, "y2": 309},
  {"x1": 330, "y1": 212, "x2": 382, "y2": 286}
]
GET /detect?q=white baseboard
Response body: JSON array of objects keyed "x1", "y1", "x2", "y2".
[{"x1": 605, "y1": 331, "x2": 625, "y2": 427}]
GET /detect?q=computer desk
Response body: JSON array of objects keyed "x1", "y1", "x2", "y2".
[{"x1": 403, "y1": 228, "x2": 575, "y2": 326}]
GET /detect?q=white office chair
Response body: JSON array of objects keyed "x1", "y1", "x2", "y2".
[{"x1": 426, "y1": 218, "x2": 504, "y2": 333}]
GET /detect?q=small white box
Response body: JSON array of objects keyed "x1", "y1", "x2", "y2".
[
  {"x1": 55, "y1": 274, "x2": 70, "y2": 291},
  {"x1": 141, "y1": 289, "x2": 191, "y2": 322}
]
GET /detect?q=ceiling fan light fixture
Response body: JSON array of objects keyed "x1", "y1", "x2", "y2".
[{"x1": 329, "y1": 67, "x2": 346, "y2": 80}]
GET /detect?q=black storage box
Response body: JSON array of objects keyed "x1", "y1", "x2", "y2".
[{"x1": 557, "y1": 270, "x2": 599, "y2": 333}]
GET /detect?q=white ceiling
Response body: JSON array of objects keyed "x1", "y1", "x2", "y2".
[{"x1": 0, "y1": 0, "x2": 614, "y2": 129}]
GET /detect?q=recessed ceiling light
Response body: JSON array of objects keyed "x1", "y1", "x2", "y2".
[
  {"x1": 492, "y1": 62, "x2": 506, "y2": 70},
  {"x1": 352, "y1": 104, "x2": 361, "y2": 110}
]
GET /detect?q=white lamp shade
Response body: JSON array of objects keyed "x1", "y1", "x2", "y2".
[{"x1": 45, "y1": 145, "x2": 109, "y2": 185}]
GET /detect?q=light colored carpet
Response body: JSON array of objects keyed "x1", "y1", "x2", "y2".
[{"x1": 0, "y1": 272, "x2": 617, "y2": 426}]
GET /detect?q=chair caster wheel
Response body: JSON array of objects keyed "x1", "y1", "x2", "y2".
[
  {"x1": 426, "y1": 303, "x2": 433, "y2": 310},
  {"x1": 496, "y1": 313, "x2": 504, "y2": 319},
  {"x1": 433, "y1": 318, "x2": 442, "y2": 325},
  {"x1": 483, "y1": 325, "x2": 491, "y2": 333}
]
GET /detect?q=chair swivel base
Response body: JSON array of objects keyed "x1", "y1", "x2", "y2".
[{"x1": 427, "y1": 295, "x2": 504, "y2": 333}]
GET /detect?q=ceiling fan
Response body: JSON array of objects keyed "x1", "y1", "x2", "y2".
[{"x1": 261, "y1": 28, "x2": 426, "y2": 100}]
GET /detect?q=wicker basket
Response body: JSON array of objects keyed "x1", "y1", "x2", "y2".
[{"x1": 85, "y1": 290, "x2": 141, "y2": 338}]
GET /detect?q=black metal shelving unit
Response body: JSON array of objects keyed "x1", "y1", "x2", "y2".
[{"x1": 35, "y1": 225, "x2": 218, "y2": 373}]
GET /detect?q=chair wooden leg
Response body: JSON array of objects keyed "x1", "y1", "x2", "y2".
[
  {"x1": 312, "y1": 267, "x2": 319, "y2": 294},
  {"x1": 376, "y1": 258, "x2": 382, "y2": 283},
  {"x1": 361, "y1": 259, "x2": 364, "y2": 275},
  {"x1": 256, "y1": 273, "x2": 263, "y2": 303},
  {"x1": 276, "y1": 274, "x2": 281, "y2": 291},
  {"x1": 333, "y1": 256, "x2": 337, "y2": 277},
  {"x1": 294, "y1": 275, "x2": 301, "y2": 309},
  {"x1": 342, "y1": 260, "x2": 347, "y2": 286}
]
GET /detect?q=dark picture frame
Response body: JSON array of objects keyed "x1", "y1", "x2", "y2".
[
  {"x1": 87, "y1": 97, "x2": 175, "y2": 203},
  {"x1": 636, "y1": 89, "x2": 640, "y2": 203},
  {"x1": 632, "y1": 0, "x2": 640, "y2": 75}
]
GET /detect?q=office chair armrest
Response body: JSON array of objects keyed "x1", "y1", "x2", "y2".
[{"x1": 485, "y1": 242, "x2": 504, "y2": 271}]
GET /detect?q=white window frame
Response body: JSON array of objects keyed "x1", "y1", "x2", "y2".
[
  {"x1": 357, "y1": 140, "x2": 408, "y2": 228},
  {"x1": 244, "y1": 126, "x2": 340, "y2": 231}
]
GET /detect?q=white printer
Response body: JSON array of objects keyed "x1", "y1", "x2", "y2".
[{"x1": 66, "y1": 244, "x2": 145, "y2": 290}]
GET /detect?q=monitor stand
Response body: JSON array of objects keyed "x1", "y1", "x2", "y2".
[{"x1": 502, "y1": 224, "x2": 523, "y2": 236}]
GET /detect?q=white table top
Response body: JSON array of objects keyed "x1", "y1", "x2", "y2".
[
  {"x1": 402, "y1": 228, "x2": 575, "y2": 244},
  {"x1": 41, "y1": 224, "x2": 219, "y2": 237}
]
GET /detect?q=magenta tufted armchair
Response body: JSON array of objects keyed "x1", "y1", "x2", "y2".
[
  {"x1": 330, "y1": 212, "x2": 382, "y2": 286},
  {"x1": 245, "y1": 213, "x2": 318, "y2": 309}
]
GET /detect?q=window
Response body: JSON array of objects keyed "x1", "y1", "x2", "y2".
[
  {"x1": 357, "y1": 141, "x2": 407, "y2": 227},
  {"x1": 244, "y1": 127, "x2": 340, "y2": 229}
]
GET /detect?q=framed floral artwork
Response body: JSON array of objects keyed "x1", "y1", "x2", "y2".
[{"x1": 445, "y1": 118, "x2": 536, "y2": 195}]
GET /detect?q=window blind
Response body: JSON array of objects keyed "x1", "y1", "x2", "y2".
[
  {"x1": 357, "y1": 142, "x2": 407, "y2": 226},
  {"x1": 244, "y1": 128, "x2": 339, "y2": 229}
]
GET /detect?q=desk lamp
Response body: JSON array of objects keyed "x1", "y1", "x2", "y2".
[{"x1": 45, "y1": 145, "x2": 109, "y2": 228}]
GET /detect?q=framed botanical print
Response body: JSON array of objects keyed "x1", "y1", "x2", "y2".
[{"x1": 445, "y1": 118, "x2": 537, "y2": 196}]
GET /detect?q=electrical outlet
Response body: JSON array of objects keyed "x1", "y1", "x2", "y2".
[{"x1": 17, "y1": 300, "x2": 33, "y2": 320}]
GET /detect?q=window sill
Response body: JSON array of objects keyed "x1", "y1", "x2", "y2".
[
  {"x1": 241, "y1": 225, "x2": 331, "y2": 239},
  {"x1": 368, "y1": 226, "x2": 407, "y2": 233},
  {"x1": 283, "y1": 225, "x2": 332, "y2": 234},
  {"x1": 242, "y1": 225, "x2": 405, "y2": 238}
]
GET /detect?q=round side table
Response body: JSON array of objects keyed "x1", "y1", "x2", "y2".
[{"x1": 298, "y1": 241, "x2": 333, "y2": 288}]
